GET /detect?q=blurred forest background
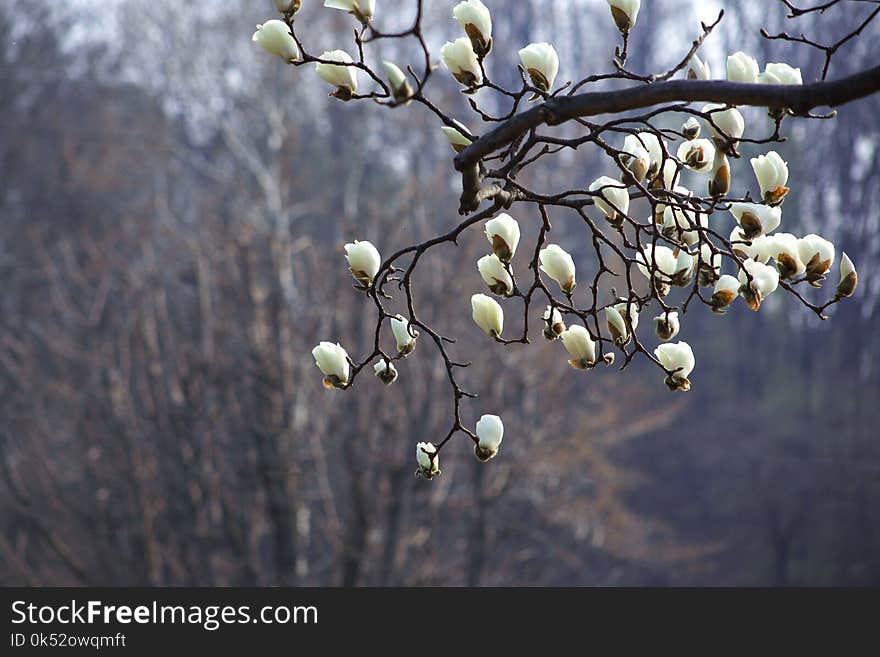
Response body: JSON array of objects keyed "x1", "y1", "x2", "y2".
[{"x1": 1, "y1": 0, "x2": 878, "y2": 586}]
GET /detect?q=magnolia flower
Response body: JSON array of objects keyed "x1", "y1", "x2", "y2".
[
  {"x1": 441, "y1": 121, "x2": 473, "y2": 153},
  {"x1": 797, "y1": 234, "x2": 835, "y2": 286},
  {"x1": 677, "y1": 138, "x2": 715, "y2": 173},
  {"x1": 663, "y1": 200, "x2": 706, "y2": 247},
  {"x1": 312, "y1": 341, "x2": 350, "y2": 389},
  {"x1": 636, "y1": 244, "x2": 677, "y2": 295},
  {"x1": 344, "y1": 240, "x2": 381, "y2": 288},
  {"x1": 252, "y1": 20, "x2": 300, "y2": 63},
  {"x1": 751, "y1": 151, "x2": 789, "y2": 205},
  {"x1": 682, "y1": 117, "x2": 701, "y2": 140},
  {"x1": 727, "y1": 51, "x2": 759, "y2": 84},
  {"x1": 687, "y1": 54, "x2": 711, "y2": 80},
  {"x1": 710, "y1": 274, "x2": 740, "y2": 314},
  {"x1": 539, "y1": 244, "x2": 576, "y2": 294},
  {"x1": 416, "y1": 441, "x2": 440, "y2": 479},
  {"x1": 606, "y1": 302, "x2": 638, "y2": 346},
  {"x1": 485, "y1": 213, "x2": 520, "y2": 263},
  {"x1": 654, "y1": 341, "x2": 695, "y2": 391},
  {"x1": 767, "y1": 233, "x2": 806, "y2": 280},
  {"x1": 738, "y1": 258, "x2": 780, "y2": 311},
  {"x1": 442, "y1": 37, "x2": 483, "y2": 88},
  {"x1": 654, "y1": 311, "x2": 680, "y2": 341},
  {"x1": 621, "y1": 134, "x2": 651, "y2": 184},
  {"x1": 589, "y1": 176, "x2": 630, "y2": 224},
  {"x1": 475, "y1": 414, "x2": 504, "y2": 461},
  {"x1": 758, "y1": 62, "x2": 803, "y2": 86},
  {"x1": 315, "y1": 50, "x2": 358, "y2": 100},
  {"x1": 606, "y1": 0, "x2": 641, "y2": 33},
  {"x1": 701, "y1": 103, "x2": 744, "y2": 155},
  {"x1": 837, "y1": 252, "x2": 858, "y2": 298},
  {"x1": 373, "y1": 359, "x2": 398, "y2": 385},
  {"x1": 698, "y1": 243, "x2": 722, "y2": 286},
  {"x1": 274, "y1": 1, "x2": 301, "y2": 16},
  {"x1": 729, "y1": 202, "x2": 782, "y2": 239},
  {"x1": 324, "y1": 0, "x2": 375, "y2": 24},
  {"x1": 391, "y1": 314, "x2": 419, "y2": 356},
  {"x1": 477, "y1": 253, "x2": 514, "y2": 297},
  {"x1": 471, "y1": 293, "x2": 504, "y2": 337},
  {"x1": 674, "y1": 249, "x2": 696, "y2": 286},
  {"x1": 383, "y1": 61, "x2": 413, "y2": 104},
  {"x1": 652, "y1": 159, "x2": 680, "y2": 193},
  {"x1": 542, "y1": 305, "x2": 565, "y2": 340},
  {"x1": 730, "y1": 228, "x2": 774, "y2": 264},
  {"x1": 519, "y1": 42, "x2": 559, "y2": 97},
  {"x1": 709, "y1": 152, "x2": 730, "y2": 197},
  {"x1": 561, "y1": 324, "x2": 597, "y2": 370},
  {"x1": 453, "y1": 0, "x2": 492, "y2": 57}
]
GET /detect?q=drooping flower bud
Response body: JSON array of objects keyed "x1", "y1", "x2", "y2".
[
  {"x1": 315, "y1": 50, "x2": 359, "y2": 100},
  {"x1": 738, "y1": 258, "x2": 780, "y2": 311},
  {"x1": 312, "y1": 341, "x2": 350, "y2": 389},
  {"x1": 391, "y1": 314, "x2": 419, "y2": 356},
  {"x1": 560, "y1": 324, "x2": 597, "y2": 370},
  {"x1": 252, "y1": 20, "x2": 300, "y2": 63},
  {"x1": 415, "y1": 442, "x2": 440, "y2": 479},
  {"x1": 539, "y1": 244, "x2": 576, "y2": 295},
  {"x1": 686, "y1": 54, "x2": 711, "y2": 80},
  {"x1": 344, "y1": 240, "x2": 381, "y2": 288},
  {"x1": 471, "y1": 293, "x2": 504, "y2": 337},
  {"x1": 324, "y1": 0, "x2": 375, "y2": 24},
  {"x1": 518, "y1": 42, "x2": 559, "y2": 98},
  {"x1": 682, "y1": 117, "x2": 701, "y2": 140},
  {"x1": 453, "y1": 0, "x2": 493, "y2": 57},
  {"x1": 654, "y1": 311, "x2": 680, "y2": 341},
  {"x1": 589, "y1": 176, "x2": 630, "y2": 226},
  {"x1": 477, "y1": 253, "x2": 513, "y2": 297},
  {"x1": 750, "y1": 151, "x2": 789, "y2": 205},
  {"x1": 837, "y1": 252, "x2": 858, "y2": 298},
  {"x1": 475, "y1": 414, "x2": 504, "y2": 461},
  {"x1": 373, "y1": 359, "x2": 398, "y2": 385},
  {"x1": 654, "y1": 341, "x2": 695, "y2": 391},
  {"x1": 442, "y1": 37, "x2": 483, "y2": 89},
  {"x1": 797, "y1": 234, "x2": 835, "y2": 286},
  {"x1": 606, "y1": 0, "x2": 641, "y2": 34},
  {"x1": 710, "y1": 274, "x2": 740, "y2": 314},
  {"x1": 441, "y1": 121, "x2": 473, "y2": 153},
  {"x1": 383, "y1": 61, "x2": 413, "y2": 105},
  {"x1": 484, "y1": 213, "x2": 520, "y2": 263},
  {"x1": 729, "y1": 203, "x2": 782, "y2": 240},
  {"x1": 542, "y1": 306, "x2": 565, "y2": 340},
  {"x1": 677, "y1": 138, "x2": 715, "y2": 173},
  {"x1": 726, "y1": 51, "x2": 759, "y2": 84}
]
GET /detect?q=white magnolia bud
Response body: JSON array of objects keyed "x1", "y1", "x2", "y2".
[
  {"x1": 636, "y1": 244, "x2": 678, "y2": 294},
  {"x1": 539, "y1": 244, "x2": 576, "y2": 295},
  {"x1": 606, "y1": 0, "x2": 641, "y2": 33},
  {"x1": 589, "y1": 176, "x2": 630, "y2": 224},
  {"x1": 710, "y1": 274, "x2": 740, "y2": 314},
  {"x1": 606, "y1": 302, "x2": 638, "y2": 346},
  {"x1": 252, "y1": 20, "x2": 300, "y2": 63},
  {"x1": 542, "y1": 305, "x2": 565, "y2": 340},
  {"x1": 654, "y1": 311, "x2": 680, "y2": 341},
  {"x1": 674, "y1": 249, "x2": 696, "y2": 285},
  {"x1": 471, "y1": 293, "x2": 504, "y2": 337},
  {"x1": 453, "y1": 0, "x2": 492, "y2": 57},
  {"x1": 391, "y1": 314, "x2": 419, "y2": 356},
  {"x1": 475, "y1": 414, "x2": 504, "y2": 461},
  {"x1": 687, "y1": 54, "x2": 711, "y2": 80},
  {"x1": 653, "y1": 158, "x2": 680, "y2": 193},
  {"x1": 312, "y1": 341, "x2": 350, "y2": 389},
  {"x1": 324, "y1": 0, "x2": 375, "y2": 24},
  {"x1": 750, "y1": 151, "x2": 789, "y2": 205},
  {"x1": 698, "y1": 243, "x2": 722, "y2": 286},
  {"x1": 797, "y1": 234, "x2": 835, "y2": 285},
  {"x1": 373, "y1": 360, "x2": 398, "y2": 385},
  {"x1": 344, "y1": 240, "x2": 381, "y2": 287},
  {"x1": 415, "y1": 441, "x2": 440, "y2": 479},
  {"x1": 663, "y1": 199, "x2": 706, "y2": 247},
  {"x1": 758, "y1": 62, "x2": 803, "y2": 86},
  {"x1": 442, "y1": 37, "x2": 483, "y2": 88},
  {"x1": 701, "y1": 103, "x2": 745, "y2": 153},
  {"x1": 519, "y1": 42, "x2": 559, "y2": 97},
  {"x1": 709, "y1": 151, "x2": 730, "y2": 197},
  {"x1": 767, "y1": 233, "x2": 806, "y2": 280},
  {"x1": 837, "y1": 252, "x2": 858, "y2": 298},
  {"x1": 682, "y1": 117, "x2": 701, "y2": 140},
  {"x1": 654, "y1": 341, "x2": 695, "y2": 391},
  {"x1": 729, "y1": 202, "x2": 782, "y2": 240},
  {"x1": 729, "y1": 228, "x2": 774, "y2": 264},
  {"x1": 621, "y1": 134, "x2": 651, "y2": 184},
  {"x1": 441, "y1": 121, "x2": 473, "y2": 153},
  {"x1": 727, "y1": 51, "x2": 759, "y2": 84},
  {"x1": 560, "y1": 324, "x2": 597, "y2": 370},
  {"x1": 677, "y1": 138, "x2": 715, "y2": 173},
  {"x1": 738, "y1": 258, "x2": 780, "y2": 311},
  {"x1": 383, "y1": 61, "x2": 413, "y2": 104},
  {"x1": 315, "y1": 50, "x2": 358, "y2": 99},
  {"x1": 274, "y1": 0, "x2": 301, "y2": 15},
  {"x1": 477, "y1": 253, "x2": 513, "y2": 297},
  {"x1": 484, "y1": 213, "x2": 520, "y2": 263}
]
